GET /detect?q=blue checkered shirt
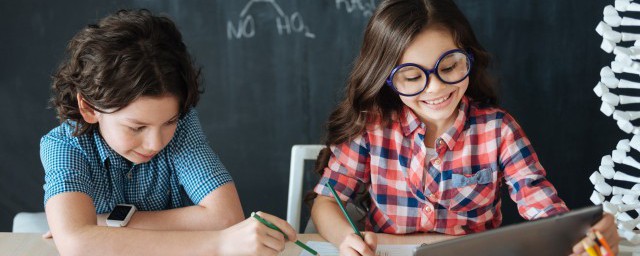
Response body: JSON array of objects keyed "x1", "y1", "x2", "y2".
[{"x1": 41, "y1": 109, "x2": 233, "y2": 214}]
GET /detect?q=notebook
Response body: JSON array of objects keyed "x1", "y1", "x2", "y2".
[{"x1": 299, "y1": 241, "x2": 418, "y2": 256}]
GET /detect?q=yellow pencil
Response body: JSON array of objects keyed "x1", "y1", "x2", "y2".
[
  {"x1": 582, "y1": 240, "x2": 599, "y2": 256},
  {"x1": 587, "y1": 231, "x2": 604, "y2": 256}
]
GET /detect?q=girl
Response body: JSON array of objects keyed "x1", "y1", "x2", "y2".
[
  {"x1": 41, "y1": 9, "x2": 295, "y2": 255},
  {"x1": 310, "y1": 0, "x2": 619, "y2": 255}
]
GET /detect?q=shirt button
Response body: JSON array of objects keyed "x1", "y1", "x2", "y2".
[
  {"x1": 127, "y1": 172, "x2": 132, "y2": 179},
  {"x1": 434, "y1": 159, "x2": 442, "y2": 165},
  {"x1": 425, "y1": 205, "x2": 433, "y2": 213},
  {"x1": 437, "y1": 139, "x2": 444, "y2": 146}
]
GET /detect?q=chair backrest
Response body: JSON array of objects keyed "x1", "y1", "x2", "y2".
[
  {"x1": 286, "y1": 144, "x2": 324, "y2": 232},
  {"x1": 13, "y1": 212, "x2": 49, "y2": 233}
]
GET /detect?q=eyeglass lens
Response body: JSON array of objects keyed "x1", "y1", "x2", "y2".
[{"x1": 391, "y1": 51, "x2": 470, "y2": 95}]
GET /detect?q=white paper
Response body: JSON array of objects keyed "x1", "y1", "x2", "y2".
[{"x1": 299, "y1": 241, "x2": 418, "y2": 256}]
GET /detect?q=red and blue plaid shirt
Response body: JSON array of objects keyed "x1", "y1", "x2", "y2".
[{"x1": 314, "y1": 96, "x2": 568, "y2": 235}]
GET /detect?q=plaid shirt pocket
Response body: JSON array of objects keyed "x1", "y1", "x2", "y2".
[{"x1": 446, "y1": 167, "x2": 497, "y2": 212}]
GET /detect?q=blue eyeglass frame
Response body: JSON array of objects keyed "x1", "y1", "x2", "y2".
[{"x1": 386, "y1": 49, "x2": 474, "y2": 97}]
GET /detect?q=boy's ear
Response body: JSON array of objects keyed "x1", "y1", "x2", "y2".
[{"x1": 77, "y1": 93, "x2": 99, "y2": 124}]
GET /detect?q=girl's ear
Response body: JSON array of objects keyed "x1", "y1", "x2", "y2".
[{"x1": 77, "y1": 93, "x2": 99, "y2": 124}]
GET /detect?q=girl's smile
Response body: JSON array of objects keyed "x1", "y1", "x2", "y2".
[{"x1": 421, "y1": 91, "x2": 455, "y2": 110}]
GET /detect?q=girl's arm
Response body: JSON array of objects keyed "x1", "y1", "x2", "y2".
[
  {"x1": 46, "y1": 192, "x2": 294, "y2": 256},
  {"x1": 99, "y1": 182, "x2": 244, "y2": 230},
  {"x1": 498, "y1": 113, "x2": 568, "y2": 219},
  {"x1": 312, "y1": 195, "x2": 377, "y2": 256},
  {"x1": 497, "y1": 113, "x2": 619, "y2": 254},
  {"x1": 312, "y1": 134, "x2": 377, "y2": 255}
]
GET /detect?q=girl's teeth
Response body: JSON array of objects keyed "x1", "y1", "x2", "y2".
[{"x1": 426, "y1": 94, "x2": 450, "y2": 104}]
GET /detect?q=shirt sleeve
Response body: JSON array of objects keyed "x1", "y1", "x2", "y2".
[
  {"x1": 170, "y1": 109, "x2": 233, "y2": 204},
  {"x1": 40, "y1": 127, "x2": 93, "y2": 206},
  {"x1": 498, "y1": 112, "x2": 569, "y2": 219},
  {"x1": 313, "y1": 133, "x2": 371, "y2": 203}
]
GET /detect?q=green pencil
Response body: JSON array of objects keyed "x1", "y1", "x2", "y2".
[
  {"x1": 251, "y1": 212, "x2": 318, "y2": 255},
  {"x1": 325, "y1": 182, "x2": 364, "y2": 239}
]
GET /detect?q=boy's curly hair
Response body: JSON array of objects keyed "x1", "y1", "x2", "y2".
[{"x1": 50, "y1": 9, "x2": 202, "y2": 136}]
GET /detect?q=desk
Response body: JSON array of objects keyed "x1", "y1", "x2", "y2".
[
  {"x1": 0, "y1": 232, "x2": 454, "y2": 256},
  {"x1": 0, "y1": 233, "x2": 58, "y2": 256},
  {"x1": 4, "y1": 232, "x2": 633, "y2": 256}
]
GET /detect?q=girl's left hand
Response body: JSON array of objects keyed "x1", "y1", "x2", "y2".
[{"x1": 571, "y1": 213, "x2": 619, "y2": 255}]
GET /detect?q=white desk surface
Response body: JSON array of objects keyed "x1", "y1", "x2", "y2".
[
  {"x1": 0, "y1": 232, "x2": 58, "y2": 256},
  {"x1": 0, "y1": 232, "x2": 454, "y2": 256},
  {"x1": 4, "y1": 232, "x2": 634, "y2": 255}
]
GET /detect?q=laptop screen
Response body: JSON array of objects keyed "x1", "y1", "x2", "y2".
[{"x1": 413, "y1": 205, "x2": 602, "y2": 256}]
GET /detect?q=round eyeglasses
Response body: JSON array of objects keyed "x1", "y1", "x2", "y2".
[{"x1": 386, "y1": 49, "x2": 474, "y2": 97}]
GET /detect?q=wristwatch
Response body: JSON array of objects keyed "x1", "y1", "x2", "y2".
[{"x1": 106, "y1": 204, "x2": 137, "y2": 227}]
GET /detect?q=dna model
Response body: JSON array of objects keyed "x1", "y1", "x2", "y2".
[{"x1": 594, "y1": 0, "x2": 640, "y2": 244}]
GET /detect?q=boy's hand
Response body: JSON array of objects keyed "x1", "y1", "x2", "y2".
[{"x1": 215, "y1": 211, "x2": 297, "y2": 256}]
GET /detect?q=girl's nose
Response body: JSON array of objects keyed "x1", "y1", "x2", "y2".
[{"x1": 423, "y1": 73, "x2": 447, "y2": 95}]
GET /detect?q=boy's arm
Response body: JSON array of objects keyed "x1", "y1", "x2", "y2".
[
  {"x1": 46, "y1": 192, "x2": 220, "y2": 256},
  {"x1": 101, "y1": 182, "x2": 244, "y2": 231},
  {"x1": 47, "y1": 191, "x2": 295, "y2": 256}
]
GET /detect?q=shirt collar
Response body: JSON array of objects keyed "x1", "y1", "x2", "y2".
[
  {"x1": 439, "y1": 96, "x2": 469, "y2": 150},
  {"x1": 93, "y1": 130, "x2": 131, "y2": 169},
  {"x1": 400, "y1": 106, "x2": 422, "y2": 136},
  {"x1": 399, "y1": 96, "x2": 470, "y2": 150}
]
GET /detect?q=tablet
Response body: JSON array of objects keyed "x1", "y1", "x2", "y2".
[{"x1": 413, "y1": 205, "x2": 603, "y2": 256}]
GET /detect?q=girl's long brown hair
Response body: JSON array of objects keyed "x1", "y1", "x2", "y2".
[
  {"x1": 308, "y1": 0, "x2": 498, "y2": 209},
  {"x1": 50, "y1": 9, "x2": 202, "y2": 136}
]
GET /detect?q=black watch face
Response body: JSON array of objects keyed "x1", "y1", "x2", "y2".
[{"x1": 108, "y1": 205, "x2": 132, "y2": 221}]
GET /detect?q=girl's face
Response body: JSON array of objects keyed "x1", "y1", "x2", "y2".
[
  {"x1": 396, "y1": 26, "x2": 469, "y2": 126},
  {"x1": 91, "y1": 95, "x2": 180, "y2": 164}
]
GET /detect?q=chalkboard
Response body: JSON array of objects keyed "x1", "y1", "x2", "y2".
[{"x1": 0, "y1": 0, "x2": 616, "y2": 232}]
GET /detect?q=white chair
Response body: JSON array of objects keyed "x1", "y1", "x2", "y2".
[
  {"x1": 286, "y1": 144, "x2": 368, "y2": 233},
  {"x1": 286, "y1": 144, "x2": 324, "y2": 232},
  {"x1": 13, "y1": 212, "x2": 49, "y2": 233}
]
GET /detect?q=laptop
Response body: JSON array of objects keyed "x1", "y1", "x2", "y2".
[{"x1": 414, "y1": 205, "x2": 603, "y2": 256}]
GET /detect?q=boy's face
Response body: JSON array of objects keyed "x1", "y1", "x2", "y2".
[
  {"x1": 92, "y1": 95, "x2": 180, "y2": 164},
  {"x1": 397, "y1": 26, "x2": 469, "y2": 127}
]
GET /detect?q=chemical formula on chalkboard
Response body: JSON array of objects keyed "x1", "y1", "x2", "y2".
[
  {"x1": 335, "y1": 0, "x2": 376, "y2": 17},
  {"x1": 227, "y1": 0, "x2": 315, "y2": 40}
]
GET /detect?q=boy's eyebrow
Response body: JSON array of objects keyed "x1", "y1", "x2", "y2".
[{"x1": 125, "y1": 114, "x2": 179, "y2": 125}]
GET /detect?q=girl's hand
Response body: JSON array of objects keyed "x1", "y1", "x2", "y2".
[
  {"x1": 571, "y1": 213, "x2": 620, "y2": 255},
  {"x1": 215, "y1": 211, "x2": 297, "y2": 256},
  {"x1": 338, "y1": 231, "x2": 377, "y2": 256}
]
